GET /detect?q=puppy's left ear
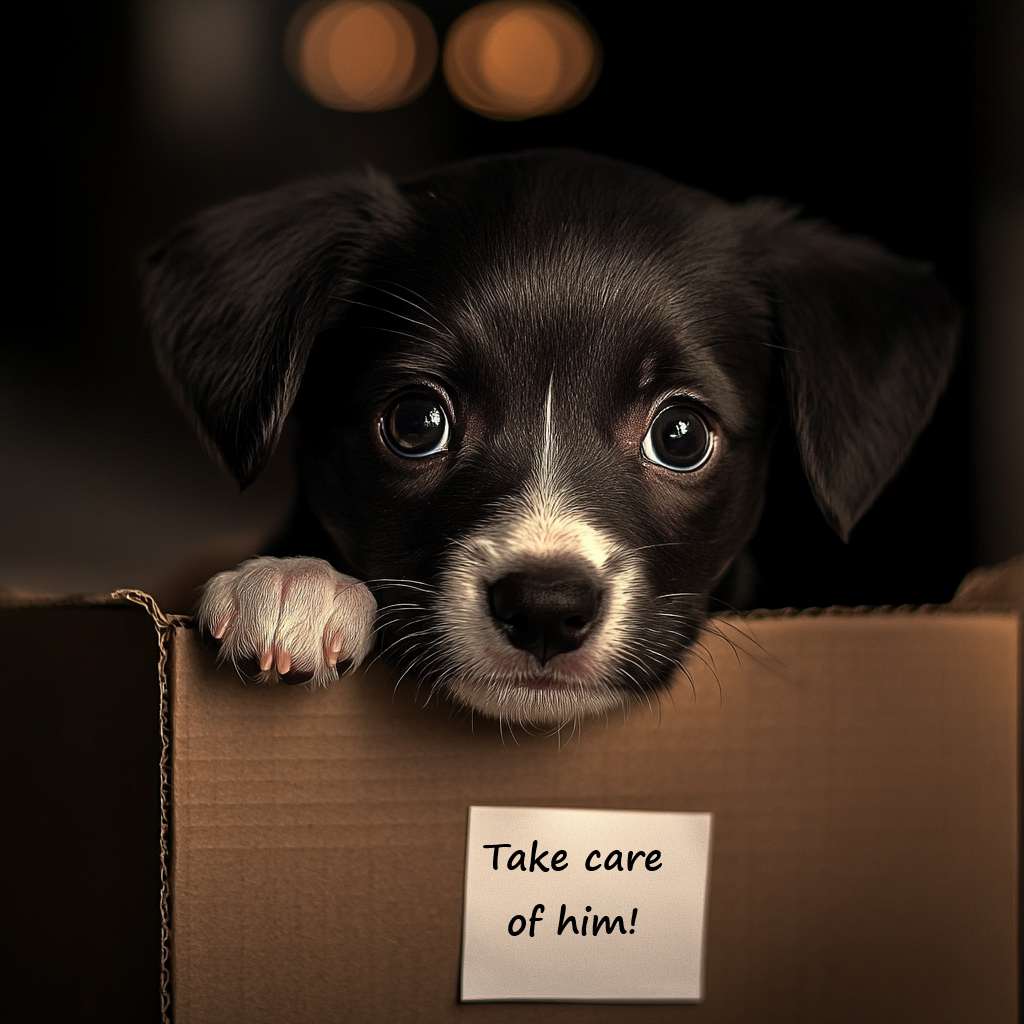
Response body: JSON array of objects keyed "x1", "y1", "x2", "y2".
[
  {"x1": 144, "y1": 172, "x2": 410, "y2": 487},
  {"x1": 750, "y1": 204, "x2": 960, "y2": 540}
]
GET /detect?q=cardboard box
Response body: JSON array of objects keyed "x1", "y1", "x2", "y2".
[{"x1": 2, "y1": 596, "x2": 1019, "y2": 1023}]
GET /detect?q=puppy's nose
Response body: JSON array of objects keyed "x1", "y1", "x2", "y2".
[{"x1": 488, "y1": 568, "x2": 602, "y2": 664}]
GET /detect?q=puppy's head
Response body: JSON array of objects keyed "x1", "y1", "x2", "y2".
[{"x1": 145, "y1": 150, "x2": 958, "y2": 725}]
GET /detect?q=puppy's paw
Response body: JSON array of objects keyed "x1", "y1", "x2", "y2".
[{"x1": 197, "y1": 556, "x2": 377, "y2": 686}]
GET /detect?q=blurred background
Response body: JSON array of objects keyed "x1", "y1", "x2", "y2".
[{"x1": 4, "y1": 0, "x2": 1022, "y2": 610}]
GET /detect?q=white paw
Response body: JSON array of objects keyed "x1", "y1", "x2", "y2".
[{"x1": 197, "y1": 556, "x2": 377, "y2": 686}]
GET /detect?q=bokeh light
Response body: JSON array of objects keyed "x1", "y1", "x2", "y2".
[
  {"x1": 287, "y1": 1, "x2": 437, "y2": 112},
  {"x1": 443, "y1": 2, "x2": 600, "y2": 120}
]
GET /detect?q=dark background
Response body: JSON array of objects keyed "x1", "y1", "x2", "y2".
[{"x1": 4, "y1": 0, "x2": 1022, "y2": 608}]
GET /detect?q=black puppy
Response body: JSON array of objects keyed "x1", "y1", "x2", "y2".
[{"x1": 145, "y1": 149, "x2": 957, "y2": 726}]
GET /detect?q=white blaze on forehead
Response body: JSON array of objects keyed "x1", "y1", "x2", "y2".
[
  {"x1": 542, "y1": 373, "x2": 554, "y2": 483},
  {"x1": 452, "y1": 374, "x2": 621, "y2": 574}
]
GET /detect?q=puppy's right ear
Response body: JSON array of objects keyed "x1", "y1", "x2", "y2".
[
  {"x1": 144, "y1": 173, "x2": 410, "y2": 486},
  {"x1": 747, "y1": 202, "x2": 960, "y2": 541}
]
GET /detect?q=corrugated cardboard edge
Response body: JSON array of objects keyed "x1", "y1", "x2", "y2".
[{"x1": 111, "y1": 589, "x2": 191, "y2": 1024}]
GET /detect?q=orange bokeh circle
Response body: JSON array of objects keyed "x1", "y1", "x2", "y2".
[
  {"x1": 287, "y1": 1, "x2": 438, "y2": 112},
  {"x1": 443, "y1": 2, "x2": 600, "y2": 120}
]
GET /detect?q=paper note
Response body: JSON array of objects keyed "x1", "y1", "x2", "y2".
[{"x1": 460, "y1": 806, "x2": 712, "y2": 1002}]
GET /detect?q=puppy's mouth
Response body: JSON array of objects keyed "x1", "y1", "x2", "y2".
[
  {"x1": 512, "y1": 676, "x2": 589, "y2": 691},
  {"x1": 465, "y1": 645, "x2": 611, "y2": 693},
  {"x1": 441, "y1": 666, "x2": 627, "y2": 728}
]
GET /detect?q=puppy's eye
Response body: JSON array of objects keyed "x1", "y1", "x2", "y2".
[
  {"x1": 381, "y1": 394, "x2": 450, "y2": 458},
  {"x1": 642, "y1": 405, "x2": 713, "y2": 471}
]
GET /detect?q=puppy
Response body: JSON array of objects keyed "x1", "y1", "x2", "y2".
[{"x1": 145, "y1": 149, "x2": 958, "y2": 726}]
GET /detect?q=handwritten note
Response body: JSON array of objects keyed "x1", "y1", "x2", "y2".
[{"x1": 460, "y1": 806, "x2": 712, "y2": 1002}]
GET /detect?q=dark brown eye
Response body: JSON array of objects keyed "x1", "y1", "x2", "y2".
[
  {"x1": 642, "y1": 405, "x2": 713, "y2": 471},
  {"x1": 381, "y1": 394, "x2": 450, "y2": 457}
]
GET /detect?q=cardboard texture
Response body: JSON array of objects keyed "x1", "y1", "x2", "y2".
[{"x1": 166, "y1": 608, "x2": 1018, "y2": 1024}]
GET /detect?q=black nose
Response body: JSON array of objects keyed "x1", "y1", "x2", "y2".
[{"x1": 488, "y1": 567, "x2": 602, "y2": 664}]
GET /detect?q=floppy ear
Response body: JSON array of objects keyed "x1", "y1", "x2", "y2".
[
  {"x1": 144, "y1": 172, "x2": 410, "y2": 486},
  {"x1": 750, "y1": 204, "x2": 960, "y2": 540}
]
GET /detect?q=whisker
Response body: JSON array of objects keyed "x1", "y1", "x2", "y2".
[
  {"x1": 332, "y1": 293, "x2": 445, "y2": 338},
  {"x1": 368, "y1": 578, "x2": 438, "y2": 591},
  {"x1": 360, "y1": 325, "x2": 432, "y2": 345},
  {"x1": 625, "y1": 540, "x2": 691, "y2": 555},
  {"x1": 353, "y1": 279, "x2": 451, "y2": 333}
]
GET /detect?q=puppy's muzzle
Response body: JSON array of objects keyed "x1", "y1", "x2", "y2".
[
  {"x1": 488, "y1": 563, "x2": 603, "y2": 663},
  {"x1": 435, "y1": 501, "x2": 643, "y2": 723}
]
